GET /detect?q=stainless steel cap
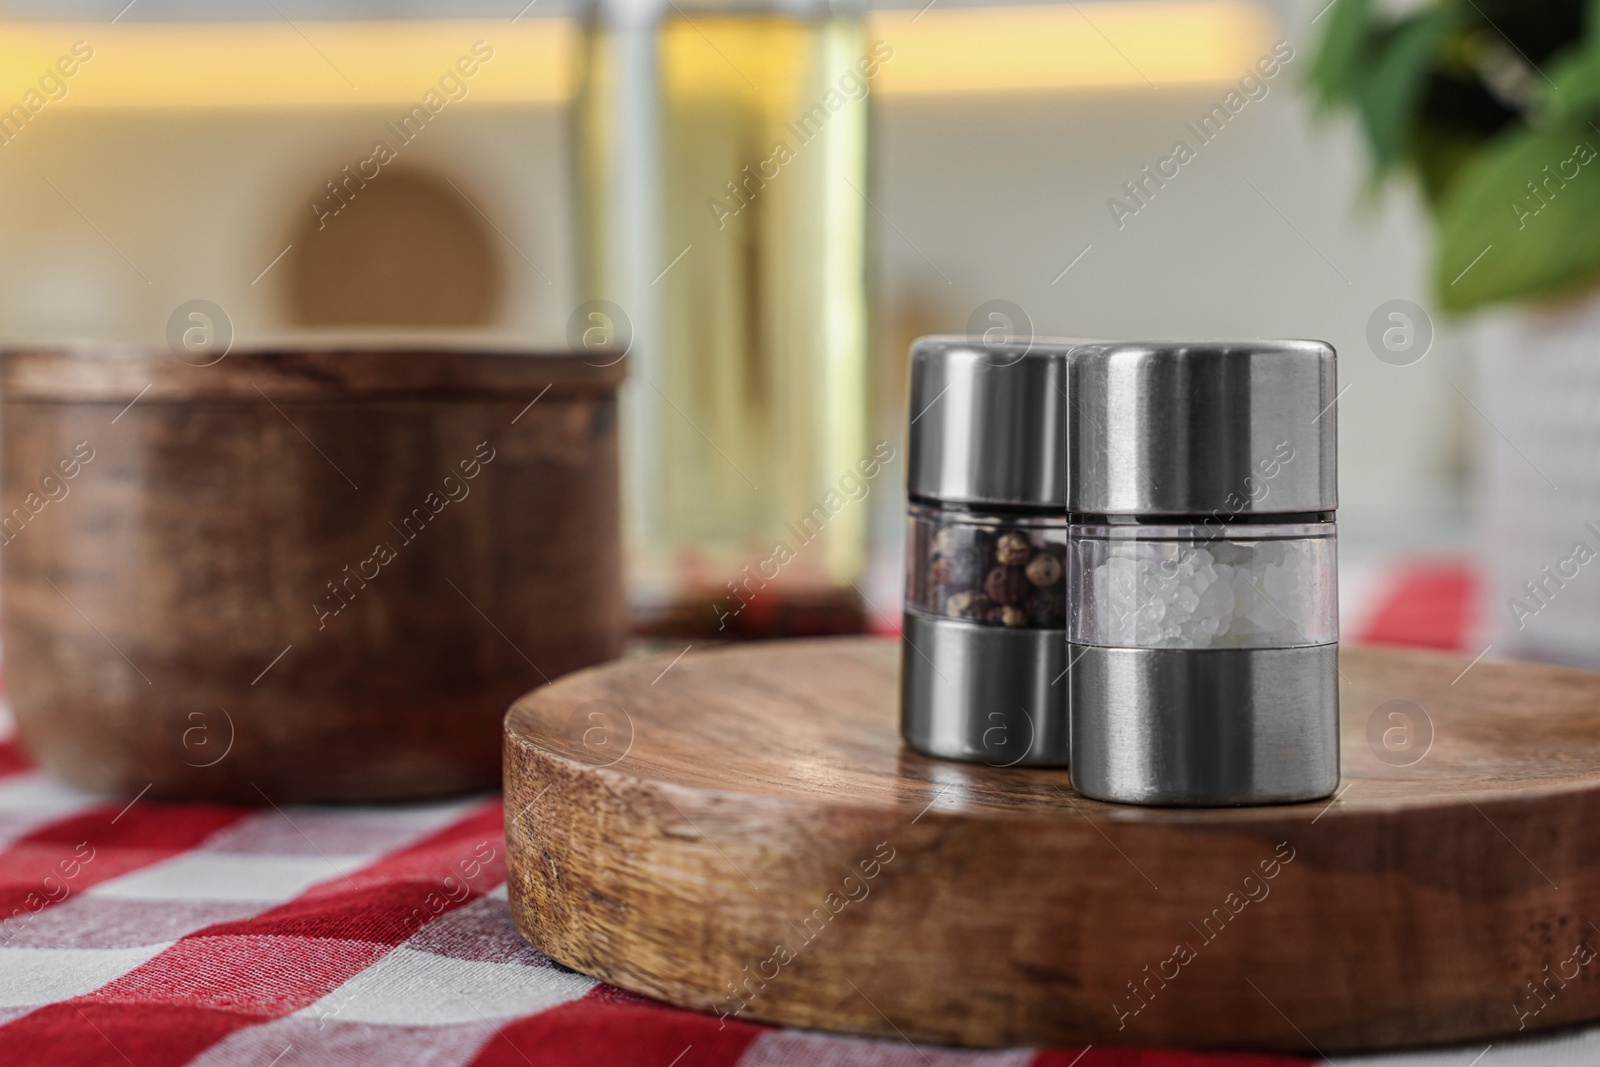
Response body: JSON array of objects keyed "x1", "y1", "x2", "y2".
[
  {"x1": 1066, "y1": 340, "x2": 1336, "y2": 516},
  {"x1": 906, "y1": 336, "x2": 1072, "y2": 508}
]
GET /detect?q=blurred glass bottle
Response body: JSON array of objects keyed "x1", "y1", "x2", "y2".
[{"x1": 578, "y1": 0, "x2": 873, "y2": 637}]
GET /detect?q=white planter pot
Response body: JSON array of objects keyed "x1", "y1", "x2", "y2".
[{"x1": 1478, "y1": 294, "x2": 1600, "y2": 666}]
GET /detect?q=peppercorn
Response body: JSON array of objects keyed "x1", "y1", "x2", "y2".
[
  {"x1": 996, "y1": 531, "x2": 1031, "y2": 566},
  {"x1": 946, "y1": 591, "x2": 995, "y2": 621},
  {"x1": 984, "y1": 564, "x2": 1029, "y2": 606},
  {"x1": 1028, "y1": 587, "x2": 1066, "y2": 627},
  {"x1": 1025, "y1": 552, "x2": 1062, "y2": 587}
]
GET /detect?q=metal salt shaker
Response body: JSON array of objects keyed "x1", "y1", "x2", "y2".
[{"x1": 1065, "y1": 340, "x2": 1340, "y2": 805}]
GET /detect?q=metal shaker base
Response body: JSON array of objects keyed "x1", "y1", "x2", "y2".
[
  {"x1": 1068, "y1": 643, "x2": 1339, "y2": 806},
  {"x1": 900, "y1": 610, "x2": 1068, "y2": 766}
]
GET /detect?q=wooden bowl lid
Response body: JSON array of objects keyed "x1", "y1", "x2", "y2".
[{"x1": 1, "y1": 343, "x2": 625, "y2": 402}]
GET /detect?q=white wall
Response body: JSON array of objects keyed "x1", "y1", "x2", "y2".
[
  {"x1": 868, "y1": 10, "x2": 1470, "y2": 553},
  {"x1": 0, "y1": 1, "x2": 1472, "y2": 573},
  {"x1": 0, "y1": 104, "x2": 577, "y2": 346}
]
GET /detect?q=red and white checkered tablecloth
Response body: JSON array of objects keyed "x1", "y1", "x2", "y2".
[{"x1": 0, "y1": 558, "x2": 1559, "y2": 1067}]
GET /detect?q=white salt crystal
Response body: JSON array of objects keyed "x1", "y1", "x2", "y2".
[{"x1": 1087, "y1": 537, "x2": 1324, "y2": 649}]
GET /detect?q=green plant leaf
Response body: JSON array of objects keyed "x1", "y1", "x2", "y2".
[
  {"x1": 1434, "y1": 120, "x2": 1600, "y2": 310},
  {"x1": 1309, "y1": 0, "x2": 1375, "y2": 109},
  {"x1": 1545, "y1": 46, "x2": 1600, "y2": 119},
  {"x1": 1540, "y1": 0, "x2": 1600, "y2": 118},
  {"x1": 1412, "y1": 122, "x2": 1486, "y2": 208},
  {"x1": 1355, "y1": 7, "x2": 1462, "y2": 173}
]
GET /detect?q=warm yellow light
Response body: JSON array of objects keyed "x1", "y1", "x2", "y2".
[
  {"x1": 0, "y1": 20, "x2": 578, "y2": 109},
  {"x1": 867, "y1": 1, "x2": 1280, "y2": 95},
  {"x1": 0, "y1": 3, "x2": 1274, "y2": 111}
]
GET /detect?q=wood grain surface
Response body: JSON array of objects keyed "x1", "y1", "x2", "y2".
[
  {"x1": 504, "y1": 637, "x2": 1600, "y2": 1052},
  {"x1": 4, "y1": 345, "x2": 624, "y2": 803}
]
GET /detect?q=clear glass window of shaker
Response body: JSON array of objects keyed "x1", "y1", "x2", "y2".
[
  {"x1": 1068, "y1": 523, "x2": 1337, "y2": 649},
  {"x1": 905, "y1": 504, "x2": 1067, "y2": 629}
]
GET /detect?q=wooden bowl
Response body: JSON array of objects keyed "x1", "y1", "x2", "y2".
[{"x1": 2, "y1": 344, "x2": 624, "y2": 803}]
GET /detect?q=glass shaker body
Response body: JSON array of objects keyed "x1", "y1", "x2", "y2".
[
  {"x1": 905, "y1": 503, "x2": 1067, "y2": 631},
  {"x1": 1068, "y1": 521, "x2": 1336, "y2": 650}
]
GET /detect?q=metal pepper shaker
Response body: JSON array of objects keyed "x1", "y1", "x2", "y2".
[
  {"x1": 1065, "y1": 340, "x2": 1340, "y2": 805},
  {"x1": 900, "y1": 336, "x2": 1073, "y2": 767}
]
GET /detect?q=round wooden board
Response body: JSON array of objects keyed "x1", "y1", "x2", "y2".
[{"x1": 504, "y1": 638, "x2": 1600, "y2": 1052}]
